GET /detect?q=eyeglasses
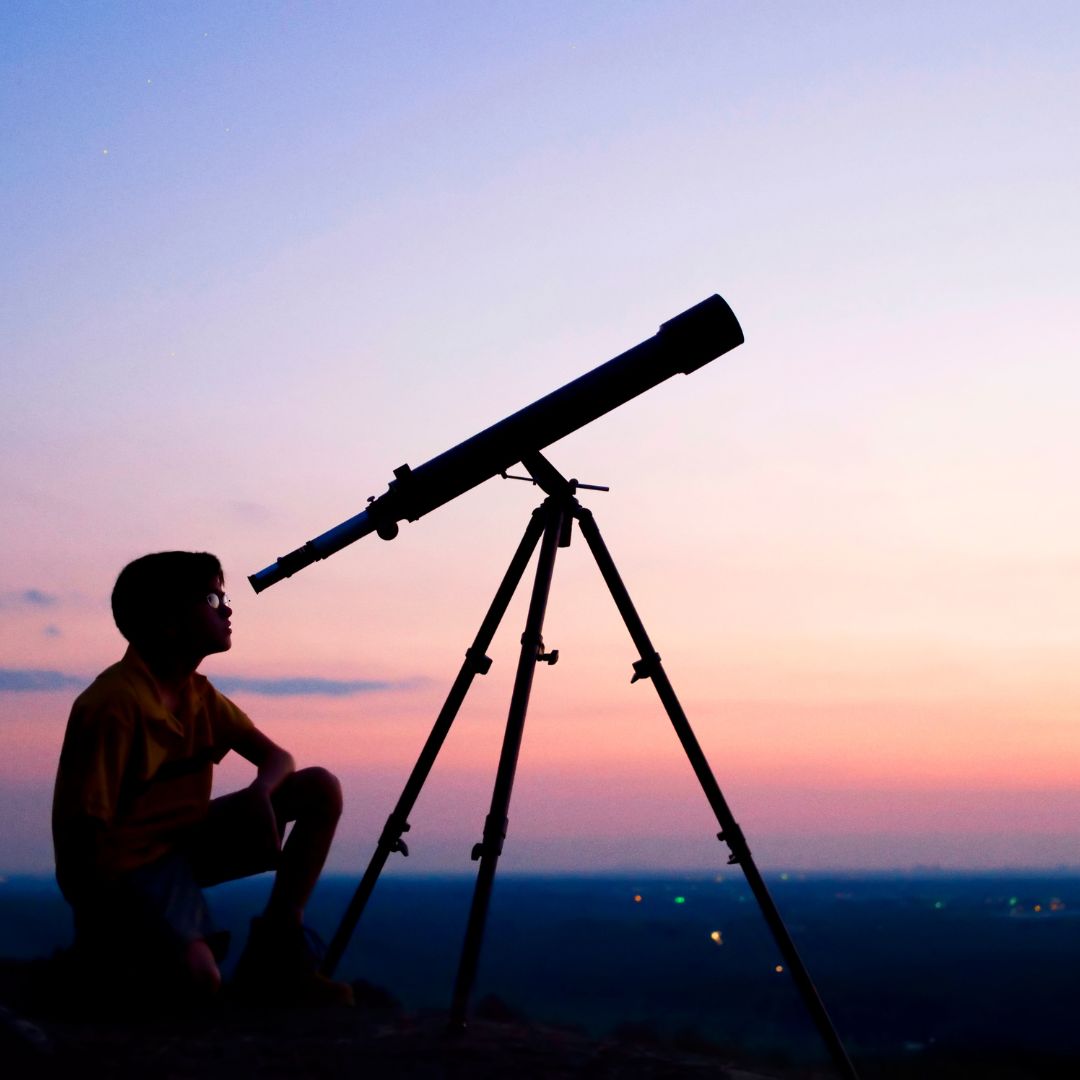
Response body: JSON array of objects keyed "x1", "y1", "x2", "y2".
[{"x1": 206, "y1": 592, "x2": 231, "y2": 610}]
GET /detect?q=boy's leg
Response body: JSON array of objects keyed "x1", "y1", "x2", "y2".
[
  {"x1": 264, "y1": 766, "x2": 344, "y2": 926},
  {"x1": 185, "y1": 939, "x2": 222, "y2": 996},
  {"x1": 74, "y1": 853, "x2": 222, "y2": 1002},
  {"x1": 208, "y1": 767, "x2": 352, "y2": 1005},
  {"x1": 191, "y1": 765, "x2": 343, "y2": 912}
]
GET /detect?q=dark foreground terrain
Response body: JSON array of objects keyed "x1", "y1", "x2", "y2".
[
  {"x1": 1, "y1": 960, "x2": 1074, "y2": 1080},
  {"x1": 0, "y1": 971, "x2": 784, "y2": 1080},
  {"x1": 2, "y1": 871, "x2": 1077, "y2": 1078}
]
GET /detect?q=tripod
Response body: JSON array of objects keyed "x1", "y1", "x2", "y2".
[{"x1": 322, "y1": 452, "x2": 859, "y2": 1080}]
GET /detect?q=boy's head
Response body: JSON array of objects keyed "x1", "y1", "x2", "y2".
[{"x1": 112, "y1": 551, "x2": 232, "y2": 657}]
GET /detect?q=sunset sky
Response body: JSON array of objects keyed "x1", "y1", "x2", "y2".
[{"x1": 2, "y1": 2, "x2": 1078, "y2": 876}]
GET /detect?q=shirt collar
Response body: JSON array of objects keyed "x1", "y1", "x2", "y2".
[{"x1": 120, "y1": 645, "x2": 207, "y2": 715}]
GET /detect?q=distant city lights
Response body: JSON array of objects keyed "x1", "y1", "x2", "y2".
[{"x1": 1005, "y1": 896, "x2": 1066, "y2": 915}]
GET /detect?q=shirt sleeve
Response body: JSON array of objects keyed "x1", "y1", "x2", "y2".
[{"x1": 204, "y1": 684, "x2": 255, "y2": 763}]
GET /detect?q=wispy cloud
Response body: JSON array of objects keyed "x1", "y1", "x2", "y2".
[
  {"x1": 0, "y1": 669, "x2": 85, "y2": 692},
  {"x1": 0, "y1": 589, "x2": 60, "y2": 610},
  {"x1": 215, "y1": 676, "x2": 412, "y2": 697},
  {"x1": 22, "y1": 589, "x2": 57, "y2": 607},
  {"x1": 228, "y1": 500, "x2": 278, "y2": 524},
  {"x1": 0, "y1": 668, "x2": 417, "y2": 696}
]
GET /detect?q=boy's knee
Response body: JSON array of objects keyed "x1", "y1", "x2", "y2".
[{"x1": 296, "y1": 766, "x2": 343, "y2": 819}]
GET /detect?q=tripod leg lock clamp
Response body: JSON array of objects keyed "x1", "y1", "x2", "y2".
[
  {"x1": 380, "y1": 814, "x2": 412, "y2": 857},
  {"x1": 521, "y1": 632, "x2": 559, "y2": 665},
  {"x1": 471, "y1": 814, "x2": 509, "y2": 860},
  {"x1": 631, "y1": 653, "x2": 662, "y2": 683},
  {"x1": 717, "y1": 823, "x2": 748, "y2": 866},
  {"x1": 465, "y1": 647, "x2": 493, "y2": 675}
]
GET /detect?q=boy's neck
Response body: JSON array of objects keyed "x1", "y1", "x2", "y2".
[{"x1": 135, "y1": 644, "x2": 203, "y2": 697}]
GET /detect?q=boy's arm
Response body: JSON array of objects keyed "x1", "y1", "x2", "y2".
[
  {"x1": 227, "y1": 727, "x2": 296, "y2": 859},
  {"x1": 53, "y1": 703, "x2": 134, "y2": 902},
  {"x1": 231, "y1": 726, "x2": 296, "y2": 794},
  {"x1": 53, "y1": 816, "x2": 110, "y2": 904}
]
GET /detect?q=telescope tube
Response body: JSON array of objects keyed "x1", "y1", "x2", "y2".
[{"x1": 250, "y1": 294, "x2": 743, "y2": 592}]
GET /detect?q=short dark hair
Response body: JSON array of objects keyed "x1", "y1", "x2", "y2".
[{"x1": 111, "y1": 551, "x2": 224, "y2": 645}]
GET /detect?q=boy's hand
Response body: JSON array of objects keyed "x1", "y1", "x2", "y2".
[
  {"x1": 244, "y1": 779, "x2": 283, "y2": 858},
  {"x1": 227, "y1": 727, "x2": 296, "y2": 865}
]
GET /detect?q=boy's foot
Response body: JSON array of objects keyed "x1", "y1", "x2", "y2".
[{"x1": 231, "y1": 916, "x2": 354, "y2": 1007}]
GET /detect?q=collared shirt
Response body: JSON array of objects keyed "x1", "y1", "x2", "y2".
[{"x1": 52, "y1": 646, "x2": 254, "y2": 887}]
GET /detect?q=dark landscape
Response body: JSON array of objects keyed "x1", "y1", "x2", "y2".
[{"x1": 1, "y1": 871, "x2": 1077, "y2": 1078}]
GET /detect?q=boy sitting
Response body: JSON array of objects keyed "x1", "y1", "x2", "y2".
[{"x1": 52, "y1": 550, "x2": 353, "y2": 1005}]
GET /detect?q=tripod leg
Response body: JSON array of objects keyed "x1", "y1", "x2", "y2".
[
  {"x1": 448, "y1": 499, "x2": 566, "y2": 1029},
  {"x1": 575, "y1": 507, "x2": 859, "y2": 1080},
  {"x1": 321, "y1": 509, "x2": 548, "y2": 977}
]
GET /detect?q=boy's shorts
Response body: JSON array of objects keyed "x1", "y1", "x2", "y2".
[{"x1": 75, "y1": 789, "x2": 281, "y2": 961}]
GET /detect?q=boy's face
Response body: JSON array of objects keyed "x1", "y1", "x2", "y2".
[{"x1": 171, "y1": 574, "x2": 233, "y2": 659}]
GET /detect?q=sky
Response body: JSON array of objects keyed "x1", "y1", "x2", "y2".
[{"x1": 2, "y1": 1, "x2": 1078, "y2": 876}]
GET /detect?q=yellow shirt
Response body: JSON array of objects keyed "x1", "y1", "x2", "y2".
[{"x1": 52, "y1": 646, "x2": 254, "y2": 888}]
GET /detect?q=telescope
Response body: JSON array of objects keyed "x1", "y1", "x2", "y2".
[{"x1": 249, "y1": 294, "x2": 744, "y2": 592}]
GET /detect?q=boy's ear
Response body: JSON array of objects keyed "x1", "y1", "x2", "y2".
[{"x1": 138, "y1": 614, "x2": 182, "y2": 651}]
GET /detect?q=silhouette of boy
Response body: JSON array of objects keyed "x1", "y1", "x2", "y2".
[{"x1": 52, "y1": 551, "x2": 353, "y2": 1005}]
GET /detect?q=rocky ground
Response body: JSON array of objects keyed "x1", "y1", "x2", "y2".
[{"x1": 0, "y1": 958, "x2": 808, "y2": 1080}]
